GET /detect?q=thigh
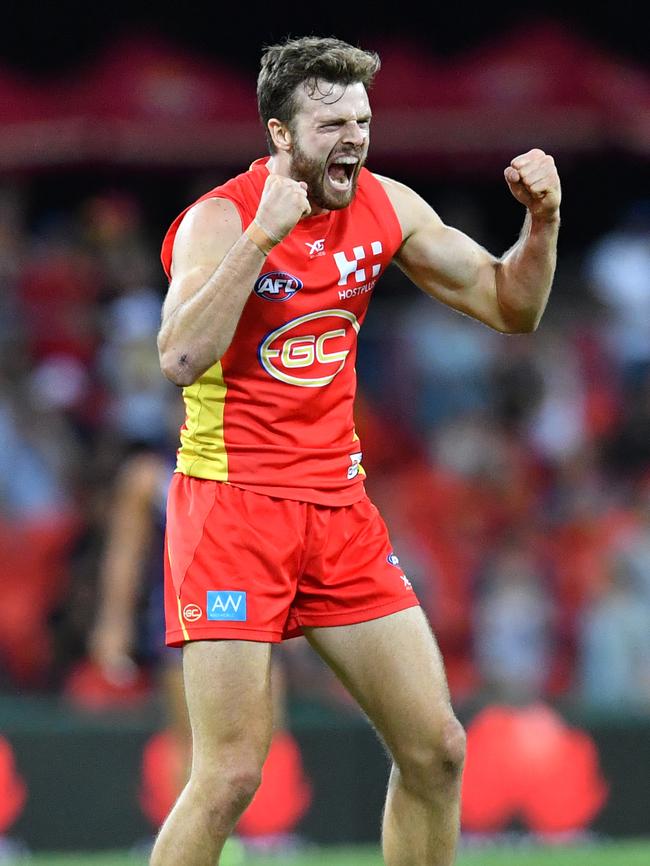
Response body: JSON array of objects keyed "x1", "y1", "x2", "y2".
[
  {"x1": 182, "y1": 640, "x2": 274, "y2": 773},
  {"x1": 304, "y1": 607, "x2": 453, "y2": 755}
]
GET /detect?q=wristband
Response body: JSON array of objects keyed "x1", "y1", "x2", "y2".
[{"x1": 245, "y1": 219, "x2": 282, "y2": 256}]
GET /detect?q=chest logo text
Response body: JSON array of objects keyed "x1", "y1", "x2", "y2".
[{"x1": 258, "y1": 309, "x2": 360, "y2": 388}]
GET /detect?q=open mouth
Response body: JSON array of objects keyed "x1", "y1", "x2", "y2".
[{"x1": 326, "y1": 156, "x2": 358, "y2": 191}]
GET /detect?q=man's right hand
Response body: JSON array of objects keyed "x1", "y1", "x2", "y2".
[{"x1": 255, "y1": 174, "x2": 311, "y2": 241}]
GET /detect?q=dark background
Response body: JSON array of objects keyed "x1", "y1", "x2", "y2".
[
  {"x1": 3, "y1": 1, "x2": 647, "y2": 75},
  {"x1": 3, "y1": 1, "x2": 647, "y2": 259}
]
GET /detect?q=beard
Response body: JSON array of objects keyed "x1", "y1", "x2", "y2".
[{"x1": 289, "y1": 139, "x2": 365, "y2": 211}]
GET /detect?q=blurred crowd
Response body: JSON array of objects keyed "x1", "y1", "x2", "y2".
[{"x1": 1, "y1": 177, "x2": 649, "y2": 718}]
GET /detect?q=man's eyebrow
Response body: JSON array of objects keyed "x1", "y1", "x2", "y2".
[{"x1": 314, "y1": 111, "x2": 373, "y2": 124}]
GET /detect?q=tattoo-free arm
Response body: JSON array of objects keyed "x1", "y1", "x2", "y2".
[
  {"x1": 494, "y1": 209, "x2": 559, "y2": 332},
  {"x1": 158, "y1": 171, "x2": 311, "y2": 387},
  {"x1": 157, "y1": 198, "x2": 267, "y2": 387},
  {"x1": 379, "y1": 150, "x2": 560, "y2": 333}
]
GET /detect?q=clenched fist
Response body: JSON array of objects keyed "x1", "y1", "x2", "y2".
[
  {"x1": 256, "y1": 173, "x2": 312, "y2": 242},
  {"x1": 504, "y1": 149, "x2": 561, "y2": 222}
]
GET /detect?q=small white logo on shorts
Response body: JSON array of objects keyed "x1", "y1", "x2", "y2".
[
  {"x1": 400, "y1": 574, "x2": 413, "y2": 590},
  {"x1": 183, "y1": 604, "x2": 202, "y2": 622},
  {"x1": 347, "y1": 451, "x2": 363, "y2": 480}
]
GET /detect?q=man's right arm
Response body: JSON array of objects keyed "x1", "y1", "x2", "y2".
[
  {"x1": 158, "y1": 175, "x2": 310, "y2": 387},
  {"x1": 158, "y1": 197, "x2": 266, "y2": 387}
]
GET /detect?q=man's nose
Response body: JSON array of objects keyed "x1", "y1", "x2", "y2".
[{"x1": 341, "y1": 121, "x2": 367, "y2": 146}]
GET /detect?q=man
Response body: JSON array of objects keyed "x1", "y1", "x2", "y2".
[{"x1": 153, "y1": 36, "x2": 561, "y2": 866}]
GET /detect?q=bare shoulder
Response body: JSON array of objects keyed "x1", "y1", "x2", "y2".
[
  {"x1": 373, "y1": 173, "x2": 442, "y2": 244},
  {"x1": 174, "y1": 197, "x2": 242, "y2": 260},
  {"x1": 164, "y1": 196, "x2": 245, "y2": 316}
]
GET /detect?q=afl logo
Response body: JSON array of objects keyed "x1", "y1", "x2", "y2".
[
  {"x1": 183, "y1": 604, "x2": 202, "y2": 622},
  {"x1": 258, "y1": 309, "x2": 360, "y2": 388},
  {"x1": 254, "y1": 271, "x2": 303, "y2": 301}
]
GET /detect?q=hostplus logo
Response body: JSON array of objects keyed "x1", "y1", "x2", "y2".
[{"x1": 333, "y1": 241, "x2": 383, "y2": 300}]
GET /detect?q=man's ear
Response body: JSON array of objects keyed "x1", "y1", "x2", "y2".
[{"x1": 267, "y1": 118, "x2": 292, "y2": 153}]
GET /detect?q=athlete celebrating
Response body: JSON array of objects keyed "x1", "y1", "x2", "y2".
[{"x1": 152, "y1": 36, "x2": 561, "y2": 866}]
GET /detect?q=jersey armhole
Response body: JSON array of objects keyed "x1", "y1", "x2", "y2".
[{"x1": 366, "y1": 171, "x2": 404, "y2": 253}]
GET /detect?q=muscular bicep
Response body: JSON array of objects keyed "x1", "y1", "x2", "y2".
[
  {"x1": 380, "y1": 176, "x2": 511, "y2": 331},
  {"x1": 396, "y1": 220, "x2": 504, "y2": 323},
  {"x1": 162, "y1": 197, "x2": 243, "y2": 324}
]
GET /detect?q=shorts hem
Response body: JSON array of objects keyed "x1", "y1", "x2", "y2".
[
  {"x1": 285, "y1": 594, "x2": 421, "y2": 637},
  {"x1": 166, "y1": 625, "x2": 283, "y2": 647}
]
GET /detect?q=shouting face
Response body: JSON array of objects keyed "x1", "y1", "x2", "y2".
[{"x1": 285, "y1": 80, "x2": 371, "y2": 211}]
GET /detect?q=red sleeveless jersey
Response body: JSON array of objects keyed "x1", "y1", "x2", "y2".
[{"x1": 161, "y1": 157, "x2": 403, "y2": 505}]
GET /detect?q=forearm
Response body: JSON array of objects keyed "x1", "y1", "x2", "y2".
[
  {"x1": 96, "y1": 509, "x2": 152, "y2": 627},
  {"x1": 158, "y1": 231, "x2": 268, "y2": 386},
  {"x1": 495, "y1": 211, "x2": 560, "y2": 333},
  {"x1": 96, "y1": 552, "x2": 144, "y2": 624}
]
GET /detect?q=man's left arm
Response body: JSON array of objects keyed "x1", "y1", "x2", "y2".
[{"x1": 381, "y1": 149, "x2": 561, "y2": 334}]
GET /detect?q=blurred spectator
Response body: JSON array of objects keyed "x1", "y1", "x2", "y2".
[
  {"x1": 525, "y1": 326, "x2": 591, "y2": 461},
  {"x1": 611, "y1": 477, "x2": 650, "y2": 605},
  {"x1": 575, "y1": 477, "x2": 650, "y2": 710},
  {"x1": 99, "y1": 287, "x2": 177, "y2": 448},
  {"x1": 585, "y1": 199, "x2": 650, "y2": 391},
  {"x1": 0, "y1": 389, "x2": 71, "y2": 519},
  {"x1": 396, "y1": 297, "x2": 498, "y2": 430},
  {"x1": 604, "y1": 370, "x2": 650, "y2": 478},
  {"x1": 18, "y1": 220, "x2": 101, "y2": 366},
  {"x1": 577, "y1": 556, "x2": 650, "y2": 710},
  {"x1": 473, "y1": 532, "x2": 557, "y2": 702}
]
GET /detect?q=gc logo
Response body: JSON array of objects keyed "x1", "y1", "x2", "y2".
[
  {"x1": 182, "y1": 604, "x2": 202, "y2": 622},
  {"x1": 258, "y1": 309, "x2": 360, "y2": 387}
]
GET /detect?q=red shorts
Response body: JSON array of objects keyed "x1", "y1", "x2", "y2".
[{"x1": 164, "y1": 474, "x2": 419, "y2": 646}]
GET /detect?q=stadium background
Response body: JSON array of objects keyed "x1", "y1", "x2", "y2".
[{"x1": 1, "y1": 0, "x2": 649, "y2": 862}]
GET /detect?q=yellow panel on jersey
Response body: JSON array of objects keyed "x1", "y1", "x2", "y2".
[{"x1": 177, "y1": 361, "x2": 229, "y2": 481}]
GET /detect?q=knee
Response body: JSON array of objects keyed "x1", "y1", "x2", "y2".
[
  {"x1": 192, "y1": 762, "x2": 262, "y2": 820},
  {"x1": 219, "y1": 765, "x2": 263, "y2": 811},
  {"x1": 395, "y1": 715, "x2": 466, "y2": 798},
  {"x1": 438, "y1": 715, "x2": 467, "y2": 774}
]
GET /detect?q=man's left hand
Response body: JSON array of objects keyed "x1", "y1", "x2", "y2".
[{"x1": 504, "y1": 149, "x2": 561, "y2": 221}]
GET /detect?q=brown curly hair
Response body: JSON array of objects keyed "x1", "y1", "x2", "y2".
[{"x1": 257, "y1": 36, "x2": 380, "y2": 154}]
